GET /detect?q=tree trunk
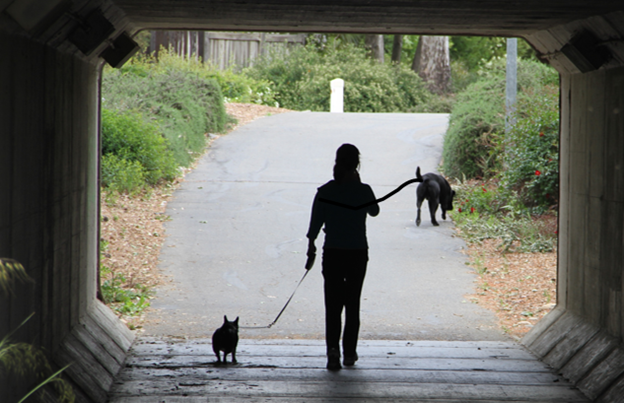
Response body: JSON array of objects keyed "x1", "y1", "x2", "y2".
[
  {"x1": 391, "y1": 35, "x2": 403, "y2": 64},
  {"x1": 365, "y1": 34, "x2": 384, "y2": 63},
  {"x1": 411, "y1": 36, "x2": 451, "y2": 94}
]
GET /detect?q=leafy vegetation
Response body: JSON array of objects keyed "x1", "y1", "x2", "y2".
[
  {"x1": 244, "y1": 43, "x2": 434, "y2": 112},
  {"x1": 103, "y1": 59, "x2": 230, "y2": 168},
  {"x1": 442, "y1": 58, "x2": 558, "y2": 181},
  {"x1": 101, "y1": 109, "x2": 178, "y2": 189},
  {"x1": 100, "y1": 265, "x2": 153, "y2": 319},
  {"x1": 451, "y1": 181, "x2": 557, "y2": 253},
  {"x1": 0, "y1": 259, "x2": 75, "y2": 403},
  {"x1": 442, "y1": 52, "x2": 559, "y2": 255},
  {"x1": 501, "y1": 86, "x2": 560, "y2": 209}
]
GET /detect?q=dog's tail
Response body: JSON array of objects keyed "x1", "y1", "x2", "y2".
[{"x1": 415, "y1": 166, "x2": 424, "y2": 182}]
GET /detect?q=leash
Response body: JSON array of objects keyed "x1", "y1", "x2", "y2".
[
  {"x1": 240, "y1": 254, "x2": 315, "y2": 329},
  {"x1": 238, "y1": 169, "x2": 424, "y2": 330},
  {"x1": 319, "y1": 168, "x2": 424, "y2": 210}
]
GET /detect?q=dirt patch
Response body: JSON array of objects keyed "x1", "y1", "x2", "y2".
[
  {"x1": 100, "y1": 103, "x2": 556, "y2": 339},
  {"x1": 225, "y1": 102, "x2": 292, "y2": 130},
  {"x1": 463, "y1": 238, "x2": 557, "y2": 340}
]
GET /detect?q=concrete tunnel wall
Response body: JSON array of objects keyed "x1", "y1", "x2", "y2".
[
  {"x1": 1, "y1": 5, "x2": 624, "y2": 402},
  {"x1": 521, "y1": 66, "x2": 624, "y2": 402},
  {"x1": 0, "y1": 31, "x2": 133, "y2": 402}
]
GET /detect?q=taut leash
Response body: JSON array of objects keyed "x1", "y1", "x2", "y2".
[{"x1": 319, "y1": 167, "x2": 424, "y2": 210}]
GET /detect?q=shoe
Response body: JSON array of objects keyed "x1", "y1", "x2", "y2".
[
  {"x1": 326, "y1": 348, "x2": 342, "y2": 371},
  {"x1": 343, "y1": 353, "x2": 358, "y2": 366}
]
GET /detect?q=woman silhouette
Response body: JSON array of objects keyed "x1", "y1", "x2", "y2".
[{"x1": 306, "y1": 144, "x2": 379, "y2": 370}]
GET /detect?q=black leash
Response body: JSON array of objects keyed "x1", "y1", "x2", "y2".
[
  {"x1": 319, "y1": 168, "x2": 424, "y2": 210},
  {"x1": 238, "y1": 168, "x2": 424, "y2": 330},
  {"x1": 240, "y1": 254, "x2": 315, "y2": 329}
]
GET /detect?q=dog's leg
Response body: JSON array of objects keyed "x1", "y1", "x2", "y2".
[
  {"x1": 232, "y1": 349, "x2": 237, "y2": 364},
  {"x1": 215, "y1": 350, "x2": 222, "y2": 363},
  {"x1": 416, "y1": 187, "x2": 424, "y2": 227},
  {"x1": 416, "y1": 201, "x2": 424, "y2": 227},
  {"x1": 416, "y1": 204, "x2": 422, "y2": 226},
  {"x1": 428, "y1": 198, "x2": 439, "y2": 226}
]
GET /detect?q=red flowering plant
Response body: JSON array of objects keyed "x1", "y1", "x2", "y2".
[
  {"x1": 453, "y1": 180, "x2": 503, "y2": 217},
  {"x1": 500, "y1": 86, "x2": 559, "y2": 212}
]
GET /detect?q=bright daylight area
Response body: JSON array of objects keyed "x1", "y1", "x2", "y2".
[{"x1": 97, "y1": 31, "x2": 559, "y2": 341}]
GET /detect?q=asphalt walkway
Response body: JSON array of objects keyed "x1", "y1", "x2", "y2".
[{"x1": 143, "y1": 112, "x2": 505, "y2": 341}]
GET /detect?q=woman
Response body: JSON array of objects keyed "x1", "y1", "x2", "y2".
[{"x1": 306, "y1": 143, "x2": 379, "y2": 370}]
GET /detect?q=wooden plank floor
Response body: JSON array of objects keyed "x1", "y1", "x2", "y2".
[{"x1": 108, "y1": 338, "x2": 590, "y2": 402}]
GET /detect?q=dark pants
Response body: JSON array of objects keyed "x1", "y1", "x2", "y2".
[{"x1": 322, "y1": 248, "x2": 368, "y2": 357}]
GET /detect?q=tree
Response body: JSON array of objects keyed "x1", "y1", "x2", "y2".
[
  {"x1": 391, "y1": 35, "x2": 403, "y2": 64},
  {"x1": 411, "y1": 36, "x2": 451, "y2": 94},
  {"x1": 365, "y1": 34, "x2": 384, "y2": 63}
]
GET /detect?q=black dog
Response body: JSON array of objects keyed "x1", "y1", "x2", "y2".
[
  {"x1": 212, "y1": 315, "x2": 239, "y2": 364},
  {"x1": 415, "y1": 167, "x2": 455, "y2": 227}
]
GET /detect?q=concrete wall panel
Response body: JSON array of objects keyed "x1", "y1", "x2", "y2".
[
  {"x1": 0, "y1": 30, "x2": 132, "y2": 401},
  {"x1": 525, "y1": 66, "x2": 624, "y2": 402}
]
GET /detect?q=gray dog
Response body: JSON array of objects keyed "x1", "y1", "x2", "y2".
[{"x1": 415, "y1": 167, "x2": 455, "y2": 227}]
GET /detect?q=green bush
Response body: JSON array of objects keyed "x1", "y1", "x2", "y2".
[
  {"x1": 502, "y1": 85, "x2": 559, "y2": 209},
  {"x1": 245, "y1": 44, "x2": 432, "y2": 112},
  {"x1": 101, "y1": 109, "x2": 178, "y2": 186},
  {"x1": 102, "y1": 51, "x2": 236, "y2": 167},
  {"x1": 101, "y1": 154, "x2": 145, "y2": 195},
  {"x1": 442, "y1": 58, "x2": 559, "y2": 180}
]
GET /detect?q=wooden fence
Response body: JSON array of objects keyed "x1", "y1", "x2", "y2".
[{"x1": 149, "y1": 31, "x2": 307, "y2": 70}]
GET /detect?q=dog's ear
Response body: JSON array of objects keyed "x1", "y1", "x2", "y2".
[
  {"x1": 224, "y1": 315, "x2": 228, "y2": 323},
  {"x1": 234, "y1": 317, "x2": 239, "y2": 325}
]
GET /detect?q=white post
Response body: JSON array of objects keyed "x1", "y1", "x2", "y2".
[{"x1": 330, "y1": 78, "x2": 344, "y2": 113}]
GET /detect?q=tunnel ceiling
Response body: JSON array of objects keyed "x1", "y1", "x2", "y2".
[
  {"x1": 1, "y1": 1, "x2": 623, "y2": 73},
  {"x1": 114, "y1": 0, "x2": 624, "y2": 36}
]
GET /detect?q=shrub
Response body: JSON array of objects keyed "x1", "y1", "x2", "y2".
[
  {"x1": 450, "y1": 180, "x2": 557, "y2": 253},
  {"x1": 101, "y1": 109, "x2": 178, "y2": 184},
  {"x1": 501, "y1": 85, "x2": 559, "y2": 209},
  {"x1": 102, "y1": 51, "x2": 236, "y2": 167},
  {"x1": 101, "y1": 154, "x2": 146, "y2": 195},
  {"x1": 245, "y1": 44, "x2": 432, "y2": 112},
  {"x1": 442, "y1": 58, "x2": 559, "y2": 180}
]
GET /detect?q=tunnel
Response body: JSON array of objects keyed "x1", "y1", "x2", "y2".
[{"x1": 1, "y1": 1, "x2": 624, "y2": 401}]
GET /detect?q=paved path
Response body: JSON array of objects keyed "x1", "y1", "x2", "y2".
[
  {"x1": 108, "y1": 338, "x2": 589, "y2": 402},
  {"x1": 143, "y1": 112, "x2": 506, "y2": 341}
]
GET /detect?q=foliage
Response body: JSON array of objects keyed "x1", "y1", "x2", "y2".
[
  {"x1": 450, "y1": 37, "x2": 540, "y2": 75},
  {"x1": 244, "y1": 43, "x2": 432, "y2": 112},
  {"x1": 501, "y1": 85, "x2": 560, "y2": 210},
  {"x1": 101, "y1": 109, "x2": 178, "y2": 188},
  {"x1": 450, "y1": 181, "x2": 557, "y2": 253},
  {"x1": 102, "y1": 50, "x2": 238, "y2": 167},
  {"x1": 100, "y1": 265, "x2": 152, "y2": 318},
  {"x1": 0, "y1": 258, "x2": 32, "y2": 296},
  {"x1": 442, "y1": 58, "x2": 559, "y2": 180},
  {"x1": 0, "y1": 260, "x2": 75, "y2": 403},
  {"x1": 101, "y1": 154, "x2": 146, "y2": 195}
]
